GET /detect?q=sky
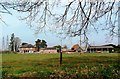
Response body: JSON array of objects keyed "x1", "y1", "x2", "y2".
[
  {"x1": 0, "y1": 1, "x2": 118, "y2": 50},
  {"x1": 0, "y1": 10, "x2": 81, "y2": 49}
]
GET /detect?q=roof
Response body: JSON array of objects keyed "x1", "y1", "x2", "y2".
[
  {"x1": 71, "y1": 44, "x2": 80, "y2": 49},
  {"x1": 20, "y1": 44, "x2": 35, "y2": 48},
  {"x1": 88, "y1": 46, "x2": 114, "y2": 49},
  {"x1": 71, "y1": 44, "x2": 83, "y2": 51},
  {"x1": 40, "y1": 47, "x2": 56, "y2": 50}
]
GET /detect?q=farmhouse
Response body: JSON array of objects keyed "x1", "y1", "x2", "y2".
[
  {"x1": 87, "y1": 44, "x2": 114, "y2": 53},
  {"x1": 19, "y1": 43, "x2": 36, "y2": 53}
]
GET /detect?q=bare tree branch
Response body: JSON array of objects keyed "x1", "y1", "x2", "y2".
[{"x1": 0, "y1": 0, "x2": 118, "y2": 49}]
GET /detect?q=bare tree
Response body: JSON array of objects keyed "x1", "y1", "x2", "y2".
[
  {"x1": 0, "y1": 0, "x2": 118, "y2": 49},
  {"x1": 14, "y1": 37, "x2": 21, "y2": 52},
  {"x1": 0, "y1": 1, "x2": 12, "y2": 24}
]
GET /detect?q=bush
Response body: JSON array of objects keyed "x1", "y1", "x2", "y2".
[{"x1": 114, "y1": 48, "x2": 120, "y2": 53}]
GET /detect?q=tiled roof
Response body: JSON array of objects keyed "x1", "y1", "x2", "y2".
[
  {"x1": 20, "y1": 44, "x2": 35, "y2": 48},
  {"x1": 71, "y1": 44, "x2": 83, "y2": 51},
  {"x1": 71, "y1": 44, "x2": 80, "y2": 49}
]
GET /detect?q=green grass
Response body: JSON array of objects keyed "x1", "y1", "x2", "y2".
[{"x1": 2, "y1": 53, "x2": 120, "y2": 78}]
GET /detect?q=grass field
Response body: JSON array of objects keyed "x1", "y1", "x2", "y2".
[{"x1": 1, "y1": 53, "x2": 120, "y2": 79}]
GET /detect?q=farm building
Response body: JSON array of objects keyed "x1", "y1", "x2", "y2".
[
  {"x1": 19, "y1": 43, "x2": 36, "y2": 53},
  {"x1": 62, "y1": 44, "x2": 83, "y2": 53},
  {"x1": 71, "y1": 44, "x2": 83, "y2": 52},
  {"x1": 87, "y1": 44, "x2": 114, "y2": 53},
  {"x1": 39, "y1": 47, "x2": 57, "y2": 53},
  {"x1": 19, "y1": 43, "x2": 58, "y2": 53}
]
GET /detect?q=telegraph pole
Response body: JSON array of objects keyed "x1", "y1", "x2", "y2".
[
  {"x1": 60, "y1": 37, "x2": 62, "y2": 65},
  {"x1": 2, "y1": 37, "x2": 5, "y2": 51},
  {"x1": 6, "y1": 35, "x2": 9, "y2": 50}
]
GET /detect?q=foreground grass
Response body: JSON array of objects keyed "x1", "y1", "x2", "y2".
[{"x1": 2, "y1": 53, "x2": 120, "y2": 79}]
